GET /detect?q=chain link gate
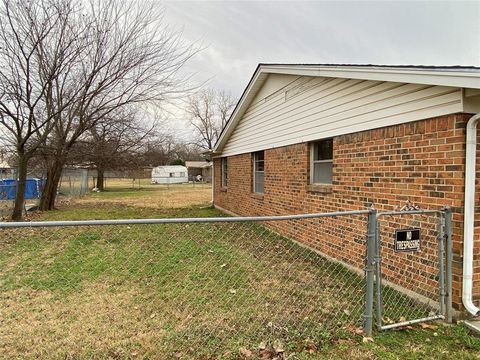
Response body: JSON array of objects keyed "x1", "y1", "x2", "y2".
[{"x1": 369, "y1": 207, "x2": 453, "y2": 332}]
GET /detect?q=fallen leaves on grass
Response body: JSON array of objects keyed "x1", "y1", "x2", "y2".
[
  {"x1": 259, "y1": 348, "x2": 279, "y2": 359},
  {"x1": 272, "y1": 340, "x2": 284, "y2": 353},
  {"x1": 304, "y1": 339, "x2": 318, "y2": 354},
  {"x1": 382, "y1": 317, "x2": 394, "y2": 324},
  {"x1": 346, "y1": 325, "x2": 365, "y2": 335},
  {"x1": 420, "y1": 323, "x2": 438, "y2": 330},
  {"x1": 239, "y1": 347, "x2": 253, "y2": 358}
]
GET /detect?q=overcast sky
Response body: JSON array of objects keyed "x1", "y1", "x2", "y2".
[{"x1": 163, "y1": 0, "x2": 480, "y2": 97}]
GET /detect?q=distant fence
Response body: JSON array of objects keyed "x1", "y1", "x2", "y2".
[
  {"x1": 90, "y1": 177, "x2": 211, "y2": 190},
  {"x1": 0, "y1": 169, "x2": 89, "y2": 201},
  {"x1": 58, "y1": 169, "x2": 89, "y2": 197}
]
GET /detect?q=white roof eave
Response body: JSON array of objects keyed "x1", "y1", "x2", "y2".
[{"x1": 261, "y1": 65, "x2": 480, "y2": 89}]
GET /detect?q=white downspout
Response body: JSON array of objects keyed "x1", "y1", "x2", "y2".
[
  {"x1": 463, "y1": 112, "x2": 480, "y2": 316},
  {"x1": 211, "y1": 158, "x2": 215, "y2": 205}
]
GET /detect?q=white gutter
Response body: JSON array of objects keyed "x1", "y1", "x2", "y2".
[{"x1": 463, "y1": 112, "x2": 480, "y2": 316}]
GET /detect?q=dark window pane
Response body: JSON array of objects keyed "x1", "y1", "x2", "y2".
[
  {"x1": 256, "y1": 160, "x2": 264, "y2": 172},
  {"x1": 256, "y1": 151, "x2": 264, "y2": 161},
  {"x1": 315, "y1": 139, "x2": 333, "y2": 160}
]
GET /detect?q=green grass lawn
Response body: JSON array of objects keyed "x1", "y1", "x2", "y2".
[{"x1": 0, "y1": 189, "x2": 479, "y2": 359}]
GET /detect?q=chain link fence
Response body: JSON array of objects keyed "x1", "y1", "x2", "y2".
[
  {"x1": 94, "y1": 177, "x2": 212, "y2": 190},
  {"x1": 0, "y1": 211, "x2": 371, "y2": 358},
  {"x1": 0, "y1": 208, "x2": 452, "y2": 358}
]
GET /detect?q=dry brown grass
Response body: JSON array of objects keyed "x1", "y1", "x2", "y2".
[
  {"x1": 77, "y1": 182, "x2": 212, "y2": 209},
  {"x1": 0, "y1": 201, "x2": 13, "y2": 219},
  {"x1": 0, "y1": 285, "x2": 376, "y2": 360},
  {"x1": 0, "y1": 284, "x2": 179, "y2": 359}
]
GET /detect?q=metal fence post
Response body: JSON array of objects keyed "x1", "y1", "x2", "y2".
[
  {"x1": 437, "y1": 211, "x2": 446, "y2": 317},
  {"x1": 364, "y1": 207, "x2": 377, "y2": 336},
  {"x1": 374, "y1": 220, "x2": 383, "y2": 330},
  {"x1": 444, "y1": 206, "x2": 453, "y2": 323}
]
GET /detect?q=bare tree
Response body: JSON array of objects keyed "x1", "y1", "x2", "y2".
[
  {"x1": 36, "y1": 0, "x2": 197, "y2": 210},
  {"x1": 186, "y1": 89, "x2": 236, "y2": 150},
  {"x1": 141, "y1": 135, "x2": 178, "y2": 167},
  {"x1": 0, "y1": 0, "x2": 83, "y2": 220},
  {"x1": 71, "y1": 108, "x2": 156, "y2": 191}
]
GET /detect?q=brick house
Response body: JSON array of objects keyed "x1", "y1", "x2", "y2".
[{"x1": 210, "y1": 64, "x2": 480, "y2": 316}]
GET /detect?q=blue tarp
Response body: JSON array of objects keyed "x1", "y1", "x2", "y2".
[{"x1": 0, "y1": 178, "x2": 46, "y2": 200}]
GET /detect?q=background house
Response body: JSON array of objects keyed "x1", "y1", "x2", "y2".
[
  {"x1": 0, "y1": 160, "x2": 13, "y2": 180},
  {"x1": 0, "y1": 150, "x2": 14, "y2": 179},
  {"x1": 185, "y1": 160, "x2": 213, "y2": 182},
  {"x1": 211, "y1": 64, "x2": 480, "y2": 315}
]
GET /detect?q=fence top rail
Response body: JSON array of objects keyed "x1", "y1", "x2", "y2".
[
  {"x1": 0, "y1": 209, "x2": 371, "y2": 228},
  {"x1": 376, "y1": 209, "x2": 443, "y2": 218}
]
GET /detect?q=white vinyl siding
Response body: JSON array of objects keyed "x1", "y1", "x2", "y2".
[{"x1": 220, "y1": 76, "x2": 463, "y2": 157}]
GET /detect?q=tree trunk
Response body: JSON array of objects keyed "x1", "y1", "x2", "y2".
[
  {"x1": 11, "y1": 155, "x2": 28, "y2": 221},
  {"x1": 96, "y1": 168, "x2": 105, "y2": 190},
  {"x1": 38, "y1": 159, "x2": 65, "y2": 211}
]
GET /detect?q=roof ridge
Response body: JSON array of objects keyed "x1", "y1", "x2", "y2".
[{"x1": 258, "y1": 63, "x2": 480, "y2": 70}]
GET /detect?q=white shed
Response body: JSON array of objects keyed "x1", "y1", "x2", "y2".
[{"x1": 151, "y1": 165, "x2": 188, "y2": 184}]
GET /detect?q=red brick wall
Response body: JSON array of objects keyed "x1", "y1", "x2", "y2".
[{"x1": 214, "y1": 113, "x2": 479, "y2": 311}]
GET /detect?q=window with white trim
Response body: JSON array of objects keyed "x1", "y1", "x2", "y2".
[
  {"x1": 252, "y1": 151, "x2": 265, "y2": 193},
  {"x1": 221, "y1": 157, "x2": 228, "y2": 187},
  {"x1": 310, "y1": 139, "x2": 333, "y2": 184}
]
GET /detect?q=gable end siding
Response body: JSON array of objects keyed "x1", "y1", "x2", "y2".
[{"x1": 220, "y1": 76, "x2": 463, "y2": 157}]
